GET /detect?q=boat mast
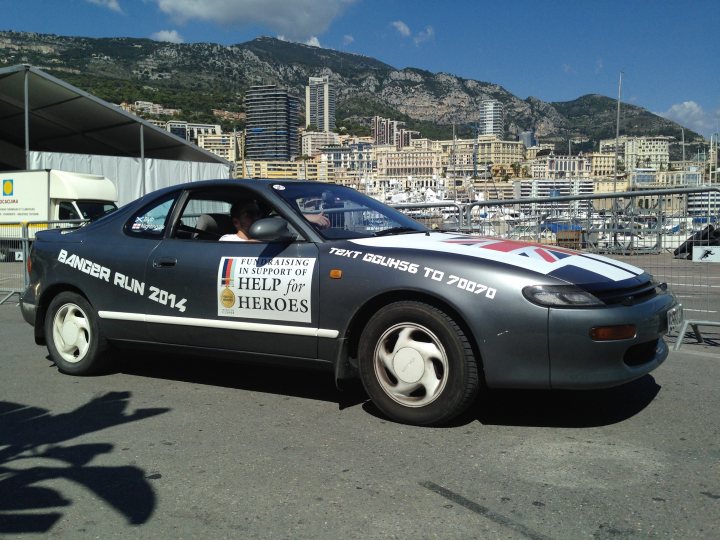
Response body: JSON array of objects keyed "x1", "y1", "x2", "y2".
[{"x1": 613, "y1": 71, "x2": 623, "y2": 194}]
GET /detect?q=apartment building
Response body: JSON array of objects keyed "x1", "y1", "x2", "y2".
[
  {"x1": 433, "y1": 136, "x2": 525, "y2": 179},
  {"x1": 525, "y1": 144, "x2": 555, "y2": 161},
  {"x1": 599, "y1": 135, "x2": 629, "y2": 162},
  {"x1": 478, "y1": 99, "x2": 504, "y2": 137},
  {"x1": 166, "y1": 121, "x2": 221, "y2": 144},
  {"x1": 374, "y1": 144, "x2": 443, "y2": 187},
  {"x1": 245, "y1": 85, "x2": 300, "y2": 161},
  {"x1": 240, "y1": 158, "x2": 332, "y2": 181},
  {"x1": 321, "y1": 142, "x2": 374, "y2": 181},
  {"x1": 132, "y1": 100, "x2": 180, "y2": 116},
  {"x1": 624, "y1": 136, "x2": 671, "y2": 171},
  {"x1": 197, "y1": 132, "x2": 242, "y2": 163},
  {"x1": 628, "y1": 167, "x2": 704, "y2": 188},
  {"x1": 371, "y1": 116, "x2": 419, "y2": 148},
  {"x1": 588, "y1": 152, "x2": 616, "y2": 178},
  {"x1": 532, "y1": 152, "x2": 592, "y2": 179},
  {"x1": 514, "y1": 178, "x2": 594, "y2": 216},
  {"x1": 301, "y1": 131, "x2": 340, "y2": 157},
  {"x1": 305, "y1": 76, "x2": 336, "y2": 132}
]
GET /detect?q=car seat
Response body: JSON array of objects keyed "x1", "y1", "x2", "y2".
[{"x1": 193, "y1": 213, "x2": 235, "y2": 240}]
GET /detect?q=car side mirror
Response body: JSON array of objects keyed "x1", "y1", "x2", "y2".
[{"x1": 249, "y1": 217, "x2": 296, "y2": 243}]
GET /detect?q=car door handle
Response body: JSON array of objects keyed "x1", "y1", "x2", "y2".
[{"x1": 153, "y1": 257, "x2": 177, "y2": 268}]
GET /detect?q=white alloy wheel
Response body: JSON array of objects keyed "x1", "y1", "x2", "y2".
[
  {"x1": 373, "y1": 322, "x2": 448, "y2": 407},
  {"x1": 45, "y1": 291, "x2": 110, "y2": 375},
  {"x1": 358, "y1": 301, "x2": 479, "y2": 426},
  {"x1": 51, "y1": 302, "x2": 91, "y2": 363}
]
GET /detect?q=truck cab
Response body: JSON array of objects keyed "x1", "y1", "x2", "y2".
[{"x1": 0, "y1": 169, "x2": 118, "y2": 262}]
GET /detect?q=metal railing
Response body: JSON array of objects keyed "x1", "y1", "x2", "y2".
[
  {"x1": 392, "y1": 186, "x2": 720, "y2": 349},
  {"x1": 0, "y1": 220, "x2": 87, "y2": 304},
  {"x1": 3, "y1": 190, "x2": 718, "y2": 350}
]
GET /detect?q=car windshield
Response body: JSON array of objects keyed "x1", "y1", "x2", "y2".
[
  {"x1": 76, "y1": 201, "x2": 118, "y2": 220},
  {"x1": 272, "y1": 183, "x2": 427, "y2": 239}
]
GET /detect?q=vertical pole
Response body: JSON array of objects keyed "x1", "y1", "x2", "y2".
[
  {"x1": 140, "y1": 124, "x2": 146, "y2": 196},
  {"x1": 612, "y1": 72, "x2": 623, "y2": 249},
  {"x1": 24, "y1": 67, "x2": 30, "y2": 169},
  {"x1": 613, "y1": 72, "x2": 622, "y2": 194}
]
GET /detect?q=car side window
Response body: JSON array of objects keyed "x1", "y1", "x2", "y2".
[
  {"x1": 126, "y1": 196, "x2": 175, "y2": 238},
  {"x1": 176, "y1": 198, "x2": 234, "y2": 241},
  {"x1": 170, "y1": 188, "x2": 303, "y2": 242}
]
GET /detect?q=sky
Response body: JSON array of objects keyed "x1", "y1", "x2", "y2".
[{"x1": 2, "y1": 0, "x2": 719, "y2": 139}]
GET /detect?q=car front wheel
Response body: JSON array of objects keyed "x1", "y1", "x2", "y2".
[
  {"x1": 358, "y1": 301, "x2": 479, "y2": 426},
  {"x1": 45, "y1": 292, "x2": 110, "y2": 375}
]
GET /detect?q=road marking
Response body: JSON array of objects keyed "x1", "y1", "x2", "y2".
[{"x1": 420, "y1": 481, "x2": 550, "y2": 540}]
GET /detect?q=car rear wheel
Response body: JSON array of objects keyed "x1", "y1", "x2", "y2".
[
  {"x1": 45, "y1": 292, "x2": 110, "y2": 375},
  {"x1": 358, "y1": 301, "x2": 479, "y2": 426}
]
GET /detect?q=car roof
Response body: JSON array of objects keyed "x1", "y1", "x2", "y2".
[{"x1": 142, "y1": 178, "x2": 336, "y2": 201}]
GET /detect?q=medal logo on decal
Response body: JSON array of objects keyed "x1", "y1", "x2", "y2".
[{"x1": 220, "y1": 287, "x2": 236, "y2": 308}]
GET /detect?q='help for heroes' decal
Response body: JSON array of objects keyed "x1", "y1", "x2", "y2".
[{"x1": 217, "y1": 257, "x2": 315, "y2": 323}]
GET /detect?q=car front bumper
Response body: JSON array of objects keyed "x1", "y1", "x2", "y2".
[{"x1": 548, "y1": 292, "x2": 677, "y2": 389}]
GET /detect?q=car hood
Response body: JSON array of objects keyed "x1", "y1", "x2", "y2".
[{"x1": 349, "y1": 233, "x2": 646, "y2": 286}]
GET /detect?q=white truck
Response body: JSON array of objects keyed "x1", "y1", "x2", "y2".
[{"x1": 0, "y1": 169, "x2": 118, "y2": 262}]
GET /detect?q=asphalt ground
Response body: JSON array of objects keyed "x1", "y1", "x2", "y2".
[{"x1": 1, "y1": 300, "x2": 719, "y2": 539}]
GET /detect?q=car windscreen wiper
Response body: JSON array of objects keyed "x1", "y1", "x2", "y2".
[{"x1": 373, "y1": 226, "x2": 425, "y2": 237}]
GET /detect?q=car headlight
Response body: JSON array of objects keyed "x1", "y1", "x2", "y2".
[{"x1": 522, "y1": 285, "x2": 603, "y2": 307}]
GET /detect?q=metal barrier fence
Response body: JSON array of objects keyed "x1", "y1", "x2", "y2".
[
  {"x1": 393, "y1": 186, "x2": 720, "y2": 349},
  {"x1": 0, "y1": 220, "x2": 86, "y2": 305},
  {"x1": 0, "y1": 222, "x2": 28, "y2": 304},
  {"x1": 2, "y1": 191, "x2": 718, "y2": 349}
]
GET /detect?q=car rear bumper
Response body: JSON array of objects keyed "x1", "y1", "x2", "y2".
[{"x1": 19, "y1": 296, "x2": 36, "y2": 326}]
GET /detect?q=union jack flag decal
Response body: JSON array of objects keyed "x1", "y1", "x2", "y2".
[
  {"x1": 443, "y1": 237, "x2": 574, "y2": 263},
  {"x1": 441, "y1": 236, "x2": 638, "y2": 283}
]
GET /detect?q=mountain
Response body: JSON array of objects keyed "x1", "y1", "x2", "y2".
[{"x1": 0, "y1": 31, "x2": 705, "y2": 157}]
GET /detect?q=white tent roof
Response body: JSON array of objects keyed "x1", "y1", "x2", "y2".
[{"x1": 0, "y1": 64, "x2": 229, "y2": 169}]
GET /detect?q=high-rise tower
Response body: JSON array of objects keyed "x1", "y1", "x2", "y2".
[
  {"x1": 245, "y1": 85, "x2": 299, "y2": 161},
  {"x1": 478, "y1": 99, "x2": 504, "y2": 137},
  {"x1": 305, "y1": 76, "x2": 336, "y2": 132}
]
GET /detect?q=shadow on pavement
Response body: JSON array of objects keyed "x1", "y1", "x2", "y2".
[
  {"x1": 114, "y1": 352, "x2": 368, "y2": 410},
  {"x1": 471, "y1": 374, "x2": 661, "y2": 428},
  {"x1": 0, "y1": 392, "x2": 169, "y2": 534},
  {"x1": 114, "y1": 352, "x2": 660, "y2": 429}
]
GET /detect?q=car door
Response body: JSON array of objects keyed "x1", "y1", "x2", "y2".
[
  {"x1": 90, "y1": 192, "x2": 178, "y2": 342},
  {"x1": 142, "y1": 191, "x2": 321, "y2": 360}
]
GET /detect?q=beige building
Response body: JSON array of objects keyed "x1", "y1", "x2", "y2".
[
  {"x1": 301, "y1": 131, "x2": 340, "y2": 157},
  {"x1": 588, "y1": 152, "x2": 616, "y2": 178},
  {"x1": 475, "y1": 181, "x2": 515, "y2": 201},
  {"x1": 628, "y1": 168, "x2": 704, "y2": 188},
  {"x1": 374, "y1": 144, "x2": 443, "y2": 189},
  {"x1": 524, "y1": 144, "x2": 555, "y2": 161},
  {"x1": 624, "y1": 136, "x2": 671, "y2": 170},
  {"x1": 599, "y1": 135, "x2": 629, "y2": 163},
  {"x1": 429, "y1": 136, "x2": 526, "y2": 179},
  {"x1": 240, "y1": 158, "x2": 332, "y2": 181},
  {"x1": 531, "y1": 153, "x2": 592, "y2": 179},
  {"x1": 198, "y1": 132, "x2": 242, "y2": 163},
  {"x1": 593, "y1": 177, "x2": 629, "y2": 194}
]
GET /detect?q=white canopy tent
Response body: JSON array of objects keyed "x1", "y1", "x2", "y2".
[{"x1": 0, "y1": 64, "x2": 232, "y2": 205}]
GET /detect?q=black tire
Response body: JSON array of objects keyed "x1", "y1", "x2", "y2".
[
  {"x1": 44, "y1": 292, "x2": 110, "y2": 375},
  {"x1": 358, "y1": 301, "x2": 479, "y2": 426}
]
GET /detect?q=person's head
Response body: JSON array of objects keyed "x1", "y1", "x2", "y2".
[{"x1": 230, "y1": 200, "x2": 262, "y2": 233}]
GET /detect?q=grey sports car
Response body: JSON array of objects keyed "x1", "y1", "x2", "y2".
[{"x1": 20, "y1": 180, "x2": 681, "y2": 426}]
